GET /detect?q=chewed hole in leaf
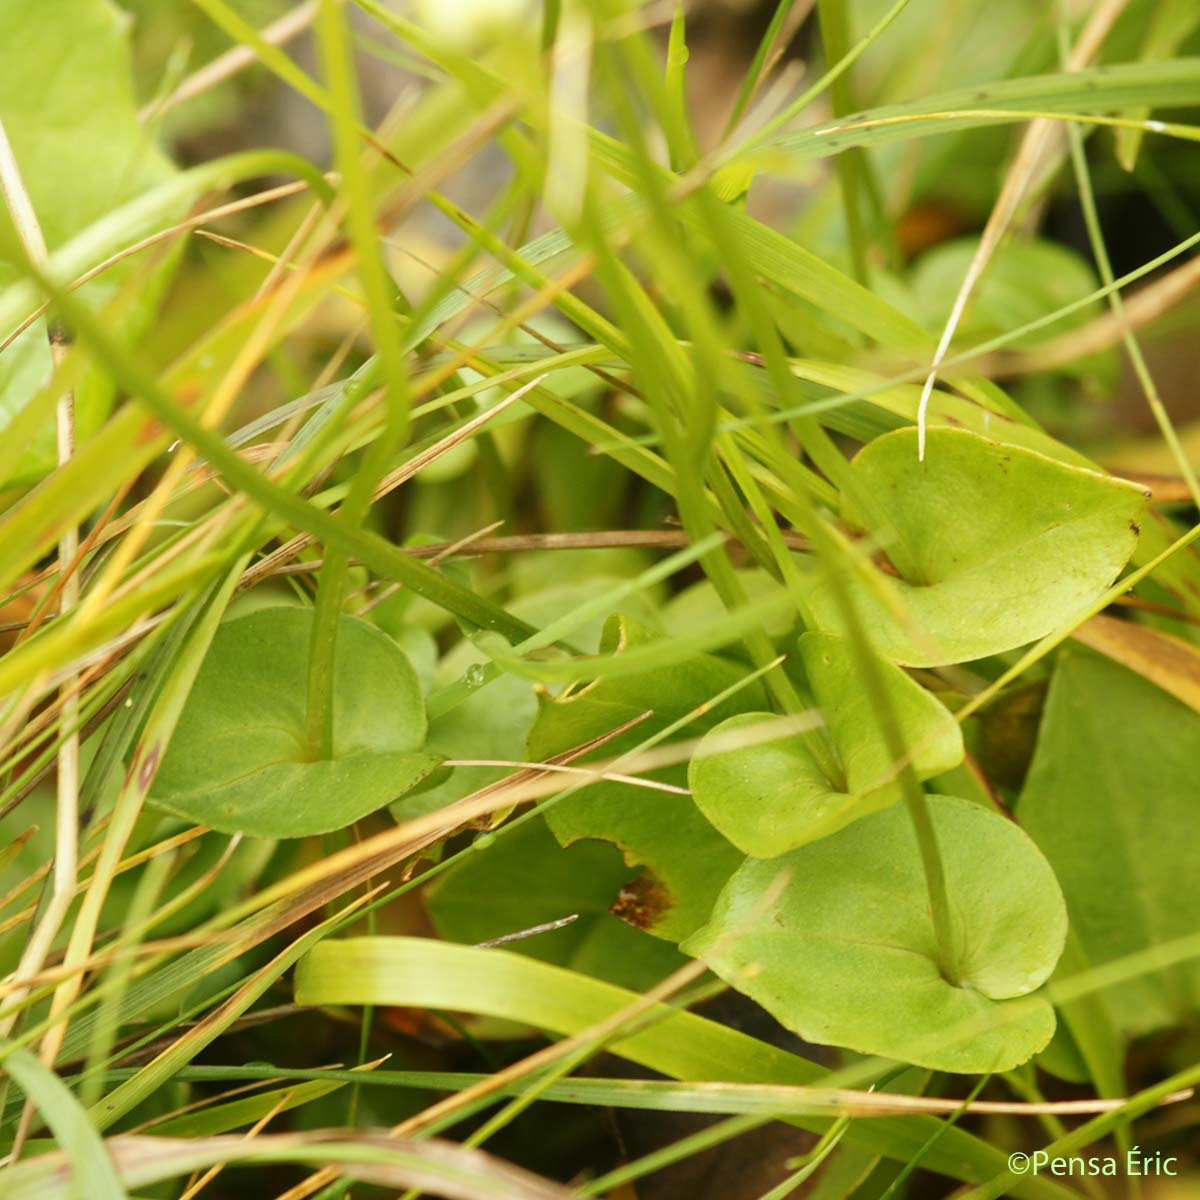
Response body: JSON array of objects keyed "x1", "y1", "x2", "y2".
[
  {"x1": 683, "y1": 795, "x2": 1068, "y2": 1073},
  {"x1": 800, "y1": 427, "x2": 1147, "y2": 666},
  {"x1": 527, "y1": 613, "x2": 765, "y2": 942},
  {"x1": 689, "y1": 633, "x2": 962, "y2": 857},
  {"x1": 150, "y1": 607, "x2": 440, "y2": 838}
]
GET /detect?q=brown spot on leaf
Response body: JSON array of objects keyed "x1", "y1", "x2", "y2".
[
  {"x1": 379, "y1": 1006, "x2": 461, "y2": 1046},
  {"x1": 611, "y1": 873, "x2": 673, "y2": 932}
]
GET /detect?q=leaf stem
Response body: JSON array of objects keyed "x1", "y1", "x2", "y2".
[
  {"x1": 809, "y1": 542, "x2": 961, "y2": 980},
  {"x1": 902, "y1": 789, "x2": 959, "y2": 978},
  {"x1": 304, "y1": 0, "x2": 413, "y2": 761}
]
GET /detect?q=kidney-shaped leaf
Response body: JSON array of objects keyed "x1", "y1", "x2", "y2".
[
  {"x1": 151, "y1": 608, "x2": 439, "y2": 837},
  {"x1": 392, "y1": 576, "x2": 655, "y2": 823},
  {"x1": 689, "y1": 633, "x2": 962, "y2": 857},
  {"x1": 684, "y1": 795, "x2": 1067, "y2": 1073},
  {"x1": 801, "y1": 428, "x2": 1147, "y2": 666}
]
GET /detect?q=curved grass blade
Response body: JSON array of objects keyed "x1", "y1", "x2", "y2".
[
  {"x1": 295, "y1": 937, "x2": 1074, "y2": 1198},
  {"x1": 756, "y1": 59, "x2": 1200, "y2": 160},
  {"x1": 1, "y1": 1047, "x2": 125, "y2": 1200},
  {"x1": 0, "y1": 1131, "x2": 572, "y2": 1200}
]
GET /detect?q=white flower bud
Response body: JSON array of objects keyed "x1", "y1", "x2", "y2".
[{"x1": 412, "y1": 0, "x2": 535, "y2": 48}]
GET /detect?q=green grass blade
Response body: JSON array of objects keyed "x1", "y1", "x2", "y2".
[
  {"x1": 9, "y1": 262, "x2": 537, "y2": 644},
  {"x1": 2, "y1": 1047, "x2": 125, "y2": 1199},
  {"x1": 89, "y1": 895, "x2": 368, "y2": 1131},
  {"x1": 294, "y1": 937, "x2": 1074, "y2": 1198},
  {"x1": 757, "y1": 59, "x2": 1200, "y2": 160}
]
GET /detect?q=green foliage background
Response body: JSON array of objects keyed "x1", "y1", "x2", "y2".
[{"x1": 0, "y1": 0, "x2": 1198, "y2": 1197}]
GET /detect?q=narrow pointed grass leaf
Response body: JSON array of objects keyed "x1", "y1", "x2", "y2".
[
  {"x1": 755, "y1": 59, "x2": 1200, "y2": 160},
  {"x1": 144, "y1": 1076, "x2": 352, "y2": 1138},
  {"x1": 2, "y1": 1047, "x2": 125, "y2": 1200}
]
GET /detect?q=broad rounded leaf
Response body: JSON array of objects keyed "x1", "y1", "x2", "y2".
[
  {"x1": 690, "y1": 633, "x2": 962, "y2": 856},
  {"x1": 151, "y1": 608, "x2": 438, "y2": 837},
  {"x1": 911, "y1": 236, "x2": 1102, "y2": 352},
  {"x1": 801, "y1": 428, "x2": 1147, "y2": 666},
  {"x1": 684, "y1": 796, "x2": 1067, "y2": 1073}
]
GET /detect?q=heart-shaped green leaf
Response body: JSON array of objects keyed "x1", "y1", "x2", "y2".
[
  {"x1": 801, "y1": 428, "x2": 1147, "y2": 666},
  {"x1": 151, "y1": 607, "x2": 439, "y2": 838},
  {"x1": 684, "y1": 795, "x2": 1067, "y2": 1073},
  {"x1": 689, "y1": 633, "x2": 962, "y2": 856},
  {"x1": 527, "y1": 614, "x2": 766, "y2": 942}
]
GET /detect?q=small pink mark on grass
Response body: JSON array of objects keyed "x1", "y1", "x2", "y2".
[{"x1": 136, "y1": 742, "x2": 162, "y2": 793}]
